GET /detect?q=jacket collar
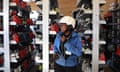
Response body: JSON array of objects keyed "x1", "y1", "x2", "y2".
[{"x1": 58, "y1": 31, "x2": 77, "y2": 38}]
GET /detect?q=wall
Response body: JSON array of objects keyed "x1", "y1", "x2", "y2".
[
  {"x1": 58, "y1": 0, "x2": 77, "y2": 16},
  {"x1": 101, "y1": 0, "x2": 117, "y2": 19}
]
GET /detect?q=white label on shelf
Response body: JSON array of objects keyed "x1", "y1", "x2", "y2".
[
  {"x1": 10, "y1": 40, "x2": 17, "y2": 44},
  {"x1": 99, "y1": 40, "x2": 106, "y2": 44},
  {"x1": 49, "y1": 10, "x2": 57, "y2": 15},
  {"x1": 84, "y1": 30, "x2": 92, "y2": 34},
  {"x1": 84, "y1": 9, "x2": 92, "y2": 14},
  {"x1": 10, "y1": 2, "x2": 17, "y2": 6},
  {"x1": 49, "y1": 50, "x2": 54, "y2": 54},
  {"x1": 99, "y1": 61, "x2": 106, "y2": 64},
  {"x1": 36, "y1": 20, "x2": 42, "y2": 24},
  {"x1": 23, "y1": 0, "x2": 31, "y2": 2},
  {"x1": 10, "y1": 21, "x2": 16, "y2": 25},
  {"x1": 49, "y1": 31, "x2": 56, "y2": 35},
  {"x1": 34, "y1": 38, "x2": 43, "y2": 44},
  {"x1": 100, "y1": 20, "x2": 106, "y2": 24}
]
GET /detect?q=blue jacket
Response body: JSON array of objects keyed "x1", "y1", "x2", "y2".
[{"x1": 54, "y1": 31, "x2": 82, "y2": 67}]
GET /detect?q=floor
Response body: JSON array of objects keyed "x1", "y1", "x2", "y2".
[{"x1": 29, "y1": 64, "x2": 114, "y2": 72}]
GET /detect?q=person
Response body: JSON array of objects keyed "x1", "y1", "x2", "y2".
[{"x1": 53, "y1": 16, "x2": 82, "y2": 72}]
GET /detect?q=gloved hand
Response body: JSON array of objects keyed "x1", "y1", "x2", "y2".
[{"x1": 53, "y1": 53, "x2": 59, "y2": 61}]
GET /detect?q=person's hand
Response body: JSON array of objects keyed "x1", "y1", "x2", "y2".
[
  {"x1": 60, "y1": 35, "x2": 67, "y2": 43},
  {"x1": 53, "y1": 53, "x2": 59, "y2": 60}
]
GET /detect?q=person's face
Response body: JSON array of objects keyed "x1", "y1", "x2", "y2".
[{"x1": 60, "y1": 23, "x2": 67, "y2": 32}]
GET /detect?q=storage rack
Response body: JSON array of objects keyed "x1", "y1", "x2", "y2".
[
  {"x1": 9, "y1": 0, "x2": 49, "y2": 72},
  {"x1": 71, "y1": 0, "x2": 106, "y2": 72},
  {"x1": 0, "y1": 0, "x2": 49, "y2": 72},
  {"x1": 105, "y1": 3, "x2": 120, "y2": 72}
]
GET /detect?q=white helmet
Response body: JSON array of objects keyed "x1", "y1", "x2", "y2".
[{"x1": 59, "y1": 16, "x2": 75, "y2": 28}]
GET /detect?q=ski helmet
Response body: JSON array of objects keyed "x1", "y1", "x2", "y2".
[{"x1": 59, "y1": 16, "x2": 75, "y2": 28}]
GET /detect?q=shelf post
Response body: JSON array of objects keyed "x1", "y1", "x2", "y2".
[
  {"x1": 92, "y1": 0, "x2": 100, "y2": 72},
  {"x1": 3, "y1": 0, "x2": 10, "y2": 72},
  {"x1": 42, "y1": 0, "x2": 49, "y2": 72}
]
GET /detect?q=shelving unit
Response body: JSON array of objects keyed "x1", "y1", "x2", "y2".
[
  {"x1": 0, "y1": 0, "x2": 49, "y2": 72},
  {"x1": 104, "y1": 2, "x2": 120, "y2": 71},
  {"x1": 69, "y1": 0, "x2": 107, "y2": 72},
  {"x1": 1, "y1": 0, "x2": 49, "y2": 72},
  {"x1": 9, "y1": 0, "x2": 34, "y2": 71}
]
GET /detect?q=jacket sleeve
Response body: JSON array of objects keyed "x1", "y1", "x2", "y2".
[
  {"x1": 53, "y1": 34, "x2": 60, "y2": 53},
  {"x1": 64, "y1": 35, "x2": 82, "y2": 57}
]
